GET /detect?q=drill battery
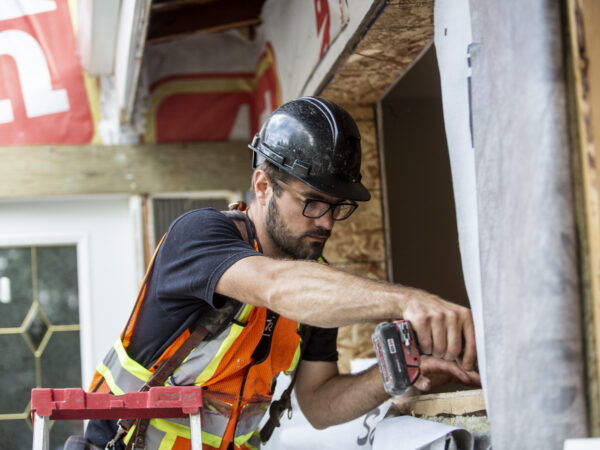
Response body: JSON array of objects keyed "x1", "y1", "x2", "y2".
[{"x1": 372, "y1": 320, "x2": 421, "y2": 396}]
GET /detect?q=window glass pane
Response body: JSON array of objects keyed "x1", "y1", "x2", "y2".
[
  {"x1": 0, "y1": 248, "x2": 32, "y2": 327},
  {"x1": 43, "y1": 331, "x2": 85, "y2": 447},
  {"x1": 41, "y1": 331, "x2": 81, "y2": 388},
  {"x1": 0, "y1": 417, "x2": 85, "y2": 450},
  {"x1": 0, "y1": 334, "x2": 35, "y2": 415},
  {"x1": 37, "y1": 246, "x2": 79, "y2": 324},
  {"x1": 23, "y1": 305, "x2": 49, "y2": 351},
  {"x1": 0, "y1": 419, "x2": 32, "y2": 450}
]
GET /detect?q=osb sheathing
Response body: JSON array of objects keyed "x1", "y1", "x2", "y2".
[
  {"x1": 321, "y1": 0, "x2": 434, "y2": 105},
  {"x1": 320, "y1": 1, "x2": 434, "y2": 373}
]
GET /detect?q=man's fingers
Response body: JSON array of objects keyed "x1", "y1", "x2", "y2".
[
  {"x1": 431, "y1": 312, "x2": 447, "y2": 359},
  {"x1": 444, "y1": 311, "x2": 461, "y2": 362},
  {"x1": 414, "y1": 375, "x2": 432, "y2": 391},
  {"x1": 460, "y1": 315, "x2": 477, "y2": 370},
  {"x1": 425, "y1": 357, "x2": 470, "y2": 384},
  {"x1": 402, "y1": 290, "x2": 478, "y2": 367},
  {"x1": 446, "y1": 362, "x2": 472, "y2": 384},
  {"x1": 412, "y1": 316, "x2": 433, "y2": 355},
  {"x1": 466, "y1": 370, "x2": 481, "y2": 386}
]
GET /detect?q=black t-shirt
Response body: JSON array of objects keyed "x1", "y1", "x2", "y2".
[
  {"x1": 86, "y1": 208, "x2": 337, "y2": 448},
  {"x1": 127, "y1": 208, "x2": 338, "y2": 367}
]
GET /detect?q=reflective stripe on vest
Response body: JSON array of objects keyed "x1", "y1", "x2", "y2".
[
  {"x1": 242, "y1": 432, "x2": 261, "y2": 450},
  {"x1": 171, "y1": 304, "x2": 254, "y2": 387},
  {"x1": 128, "y1": 420, "x2": 263, "y2": 450},
  {"x1": 98, "y1": 303, "x2": 253, "y2": 395},
  {"x1": 285, "y1": 330, "x2": 302, "y2": 375},
  {"x1": 93, "y1": 304, "x2": 301, "y2": 449},
  {"x1": 98, "y1": 340, "x2": 152, "y2": 395}
]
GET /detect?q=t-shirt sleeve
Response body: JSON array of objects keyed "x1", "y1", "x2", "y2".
[
  {"x1": 154, "y1": 208, "x2": 261, "y2": 309},
  {"x1": 302, "y1": 325, "x2": 338, "y2": 362}
]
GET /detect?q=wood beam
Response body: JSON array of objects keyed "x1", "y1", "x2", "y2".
[
  {"x1": 567, "y1": 0, "x2": 600, "y2": 436},
  {"x1": 0, "y1": 143, "x2": 252, "y2": 198}
]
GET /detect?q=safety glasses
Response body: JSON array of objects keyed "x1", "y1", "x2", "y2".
[{"x1": 273, "y1": 179, "x2": 358, "y2": 221}]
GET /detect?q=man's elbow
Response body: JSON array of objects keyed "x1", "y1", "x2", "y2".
[
  {"x1": 299, "y1": 403, "x2": 337, "y2": 430},
  {"x1": 312, "y1": 422, "x2": 330, "y2": 431},
  {"x1": 303, "y1": 411, "x2": 331, "y2": 430}
]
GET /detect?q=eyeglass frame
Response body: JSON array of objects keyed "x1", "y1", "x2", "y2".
[{"x1": 272, "y1": 179, "x2": 359, "y2": 221}]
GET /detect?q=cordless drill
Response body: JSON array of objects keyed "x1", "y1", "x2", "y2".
[{"x1": 372, "y1": 320, "x2": 421, "y2": 396}]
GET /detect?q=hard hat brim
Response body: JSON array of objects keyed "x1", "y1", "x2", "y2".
[{"x1": 288, "y1": 172, "x2": 372, "y2": 203}]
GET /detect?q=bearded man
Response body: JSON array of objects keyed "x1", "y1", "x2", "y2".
[{"x1": 84, "y1": 97, "x2": 479, "y2": 450}]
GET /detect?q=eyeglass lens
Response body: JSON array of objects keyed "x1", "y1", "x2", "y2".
[{"x1": 303, "y1": 201, "x2": 356, "y2": 220}]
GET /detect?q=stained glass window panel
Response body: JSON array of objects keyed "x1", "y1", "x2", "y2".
[{"x1": 0, "y1": 245, "x2": 82, "y2": 450}]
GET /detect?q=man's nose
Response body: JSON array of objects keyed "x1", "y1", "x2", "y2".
[{"x1": 314, "y1": 209, "x2": 334, "y2": 230}]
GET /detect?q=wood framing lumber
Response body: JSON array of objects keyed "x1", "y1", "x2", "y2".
[
  {"x1": 566, "y1": 0, "x2": 600, "y2": 435},
  {"x1": 392, "y1": 389, "x2": 486, "y2": 417},
  {"x1": 0, "y1": 143, "x2": 252, "y2": 198}
]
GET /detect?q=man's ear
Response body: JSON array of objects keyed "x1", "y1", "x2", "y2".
[{"x1": 253, "y1": 170, "x2": 272, "y2": 206}]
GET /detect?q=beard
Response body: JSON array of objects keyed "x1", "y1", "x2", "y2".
[{"x1": 265, "y1": 196, "x2": 331, "y2": 260}]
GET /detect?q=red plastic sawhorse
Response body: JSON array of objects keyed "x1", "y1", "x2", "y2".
[{"x1": 31, "y1": 387, "x2": 203, "y2": 450}]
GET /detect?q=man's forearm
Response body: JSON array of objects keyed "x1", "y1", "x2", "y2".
[
  {"x1": 293, "y1": 357, "x2": 481, "y2": 430},
  {"x1": 295, "y1": 362, "x2": 390, "y2": 429},
  {"x1": 217, "y1": 255, "x2": 477, "y2": 369},
  {"x1": 218, "y1": 256, "x2": 405, "y2": 327}
]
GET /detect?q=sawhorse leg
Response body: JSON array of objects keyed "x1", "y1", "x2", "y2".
[
  {"x1": 32, "y1": 412, "x2": 49, "y2": 450},
  {"x1": 189, "y1": 411, "x2": 202, "y2": 450}
]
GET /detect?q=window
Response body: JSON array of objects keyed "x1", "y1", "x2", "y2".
[{"x1": 0, "y1": 245, "x2": 82, "y2": 449}]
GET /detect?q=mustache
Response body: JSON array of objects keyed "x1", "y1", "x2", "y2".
[{"x1": 302, "y1": 228, "x2": 331, "y2": 239}]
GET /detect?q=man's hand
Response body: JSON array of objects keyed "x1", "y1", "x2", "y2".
[
  {"x1": 400, "y1": 288, "x2": 477, "y2": 371},
  {"x1": 413, "y1": 355, "x2": 480, "y2": 391}
]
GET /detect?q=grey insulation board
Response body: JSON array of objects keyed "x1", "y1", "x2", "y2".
[{"x1": 467, "y1": 0, "x2": 588, "y2": 448}]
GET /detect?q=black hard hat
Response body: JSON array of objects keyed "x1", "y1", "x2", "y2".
[{"x1": 249, "y1": 96, "x2": 371, "y2": 202}]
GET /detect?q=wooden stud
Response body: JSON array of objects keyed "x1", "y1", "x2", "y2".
[{"x1": 566, "y1": 0, "x2": 600, "y2": 435}]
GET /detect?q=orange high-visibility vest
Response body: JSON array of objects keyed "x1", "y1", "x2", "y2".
[{"x1": 89, "y1": 216, "x2": 302, "y2": 450}]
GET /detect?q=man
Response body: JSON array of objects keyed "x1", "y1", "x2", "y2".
[{"x1": 85, "y1": 97, "x2": 479, "y2": 450}]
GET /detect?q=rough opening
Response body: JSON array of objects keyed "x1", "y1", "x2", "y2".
[{"x1": 379, "y1": 44, "x2": 469, "y2": 309}]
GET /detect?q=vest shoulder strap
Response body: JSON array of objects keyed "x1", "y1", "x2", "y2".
[
  {"x1": 122, "y1": 208, "x2": 254, "y2": 449},
  {"x1": 222, "y1": 208, "x2": 263, "y2": 253},
  {"x1": 223, "y1": 209, "x2": 250, "y2": 242},
  {"x1": 144, "y1": 208, "x2": 254, "y2": 389}
]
